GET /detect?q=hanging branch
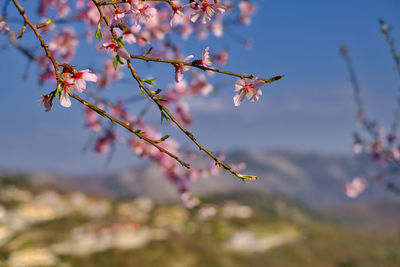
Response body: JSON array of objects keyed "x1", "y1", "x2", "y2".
[
  {"x1": 91, "y1": 0, "x2": 279, "y2": 180},
  {"x1": 10, "y1": 0, "x2": 190, "y2": 169}
]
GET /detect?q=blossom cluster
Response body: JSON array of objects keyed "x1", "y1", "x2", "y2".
[
  {"x1": 342, "y1": 20, "x2": 400, "y2": 198},
  {"x1": 3, "y1": 0, "x2": 270, "y2": 207}
]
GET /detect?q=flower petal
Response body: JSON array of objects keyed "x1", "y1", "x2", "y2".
[{"x1": 60, "y1": 91, "x2": 72, "y2": 107}]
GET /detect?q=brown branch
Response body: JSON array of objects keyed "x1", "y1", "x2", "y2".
[
  {"x1": 11, "y1": 0, "x2": 189, "y2": 169},
  {"x1": 70, "y1": 93, "x2": 190, "y2": 168},
  {"x1": 130, "y1": 53, "x2": 284, "y2": 83},
  {"x1": 92, "y1": 0, "x2": 259, "y2": 180},
  {"x1": 126, "y1": 60, "x2": 257, "y2": 180},
  {"x1": 11, "y1": 0, "x2": 61, "y2": 81}
]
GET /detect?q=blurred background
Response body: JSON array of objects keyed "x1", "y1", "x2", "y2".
[{"x1": 1, "y1": 0, "x2": 400, "y2": 266}]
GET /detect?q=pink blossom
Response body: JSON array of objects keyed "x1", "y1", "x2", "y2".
[
  {"x1": 173, "y1": 54, "x2": 194, "y2": 82},
  {"x1": 169, "y1": 1, "x2": 186, "y2": 26},
  {"x1": 190, "y1": 0, "x2": 226, "y2": 24},
  {"x1": 165, "y1": 81, "x2": 188, "y2": 102},
  {"x1": 0, "y1": 21, "x2": 10, "y2": 33},
  {"x1": 60, "y1": 90, "x2": 72, "y2": 107},
  {"x1": 189, "y1": 73, "x2": 213, "y2": 95},
  {"x1": 111, "y1": 101, "x2": 129, "y2": 121},
  {"x1": 238, "y1": 1, "x2": 256, "y2": 25},
  {"x1": 233, "y1": 77, "x2": 265, "y2": 106},
  {"x1": 211, "y1": 15, "x2": 223, "y2": 37},
  {"x1": 181, "y1": 192, "x2": 200, "y2": 208},
  {"x1": 212, "y1": 50, "x2": 228, "y2": 65},
  {"x1": 101, "y1": 40, "x2": 130, "y2": 60},
  {"x1": 97, "y1": 60, "x2": 124, "y2": 88},
  {"x1": 345, "y1": 177, "x2": 368, "y2": 198},
  {"x1": 79, "y1": 2, "x2": 100, "y2": 27},
  {"x1": 59, "y1": 80, "x2": 74, "y2": 107},
  {"x1": 175, "y1": 101, "x2": 192, "y2": 126},
  {"x1": 192, "y1": 47, "x2": 212, "y2": 67},
  {"x1": 95, "y1": 131, "x2": 116, "y2": 154},
  {"x1": 131, "y1": 2, "x2": 158, "y2": 25},
  {"x1": 201, "y1": 47, "x2": 212, "y2": 66},
  {"x1": 39, "y1": 94, "x2": 52, "y2": 112},
  {"x1": 66, "y1": 69, "x2": 98, "y2": 93},
  {"x1": 114, "y1": 25, "x2": 141, "y2": 44},
  {"x1": 38, "y1": 0, "x2": 70, "y2": 17},
  {"x1": 111, "y1": 8, "x2": 127, "y2": 27},
  {"x1": 84, "y1": 107, "x2": 102, "y2": 132},
  {"x1": 48, "y1": 28, "x2": 78, "y2": 62}
]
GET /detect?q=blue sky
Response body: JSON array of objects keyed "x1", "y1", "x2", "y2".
[{"x1": 1, "y1": 0, "x2": 400, "y2": 174}]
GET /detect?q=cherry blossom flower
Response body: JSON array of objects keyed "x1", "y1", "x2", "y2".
[
  {"x1": 114, "y1": 24, "x2": 141, "y2": 44},
  {"x1": 111, "y1": 101, "x2": 129, "y2": 121},
  {"x1": 212, "y1": 50, "x2": 228, "y2": 65},
  {"x1": 48, "y1": 28, "x2": 78, "y2": 62},
  {"x1": 66, "y1": 69, "x2": 98, "y2": 93},
  {"x1": 0, "y1": 21, "x2": 10, "y2": 33},
  {"x1": 38, "y1": 0, "x2": 70, "y2": 17},
  {"x1": 190, "y1": 73, "x2": 213, "y2": 95},
  {"x1": 59, "y1": 79, "x2": 74, "y2": 107},
  {"x1": 101, "y1": 40, "x2": 130, "y2": 60},
  {"x1": 175, "y1": 101, "x2": 192, "y2": 126},
  {"x1": 238, "y1": 1, "x2": 256, "y2": 25},
  {"x1": 84, "y1": 106, "x2": 102, "y2": 132},
  {"x1": 181, "y1": 192, "x2": 200, "y2": 208},
  {"x1": 111, "y1": 8, "x2": 127, "y2": 27},
  {"x1": 190, "y1": 0, "x2": 226, "y2": 24},
  {"x1": 345, "y1": 177, "x2": 368, "y2": 198},
  {"x1": 97, "y1": 60, "x2": 124, "y2": 88},
  {"x1": 169, "y1": 1, "x2": 185, "y2": 26},
  {"x1": 39, "y1": 94, "x2": 52, "y2": 112},
  {"x1": 193, "y1": 47, "x2": 212, "y2": 67},
  {"x1": 131, "y1": 2, "x2": 157, "y2": 25},
  {"x1": 60, "y1": 90, "x2": 72, "y2": 108},
  {"x1": 233, "y1": 77, "x2": 265, "y2": 106},
  {"x1": 95, "y1": 131, "x2": 116, "y2": 154},
  {"x1": 173, "y1": 54, "x2": 194, "y2": 82}
]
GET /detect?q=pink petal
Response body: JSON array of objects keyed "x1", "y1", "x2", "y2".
[
  {"x1": 190, "y1": 11, "x2": 202, "y2": 23},
  {"x1": 235, "y1": 79, "x2": 245, "y2": 91},
  {"x1": 82, "y1": 71, "x2": 98, "y2": 82},
  {"x1": 233, "y1": 91, "x2": 245, "y2": 106},
  {"x1": 117, "y1": 47, "x2": 130, "y2": 59},
  {"x1": 75, "y1": 79, "x2": 86, "y2": 93},
  {"x1": 60, "y1": 91, "x2": 72, "y2": 107},
  {"x1": 175, "y1": 69, "x2": 183, "y2": 83}
]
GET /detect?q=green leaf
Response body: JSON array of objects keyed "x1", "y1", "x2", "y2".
[
  {"x1": 116, "y1": 55, "x2": 124, "y2": 64},
  {"x1": 142, "y1": 78, "x2": 156, "y2": 86},
  {"x1": 156, "y1": 134, "x2": 170, "y2": 143},
  {"x1": 237, "y1": 174, "x2": 258, "y2": 181},
  {"x1": 154, "y1": 97, "x2": 168, "y2": 102},
  {"x1": 143, "y1": 47, "x2": 153, "y2": 57},
  {"x1": 160, "y1": 111, "x2": 169, "y2": 124},
  {"x1": 113, "y1": 56, "x2": 118, "y2": 70},
  {"x1": 116, "y1": 37, "x2": 125, "y2": 48},
  {"x1": 150, "y1": 88, "x2": 162, "y2": 95},
  {"x1": 140, "y1": 86, "x2": 146, "y2": 98},
  {"x1": 17, "y1": 24, "x2": 26, "y2": 39},
  {"x1": 95, "y1": 23, "x2": 102, "y2": 41}
]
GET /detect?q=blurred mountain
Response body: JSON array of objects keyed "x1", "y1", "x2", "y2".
[{"x1": 20, "y1": 150, "x2": 397, "y2": 207}]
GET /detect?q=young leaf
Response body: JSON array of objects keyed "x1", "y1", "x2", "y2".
[
  {"x1": 116, "y1": 55, "x2": 124, "y2": 64},
  {"x1": 116, "y1": 37, "x2": 125, "y2": 48},
  {"x1": 113, "y1": 56, "x2": 119, "y2": 70},
  {"x1": 95, "y1": 23, "x2": 102, "y2": 41},
  {"x1": 142, "y1": 78, "x2": 156, "y2": 86}
]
